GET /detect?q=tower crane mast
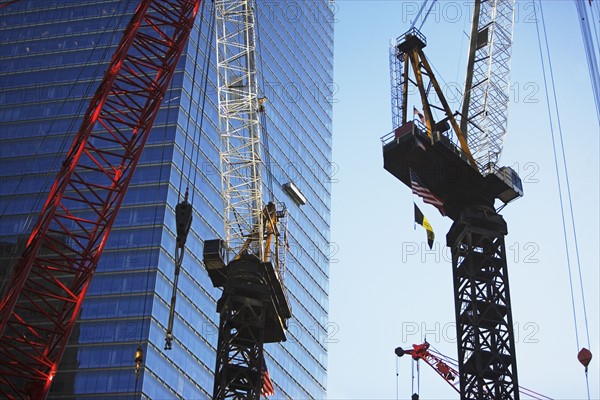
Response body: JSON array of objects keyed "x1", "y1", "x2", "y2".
[
  {"x1": 383, "y1": 1, "x2": 523, "y2": 398},
  {"x1": 203, "y1": 0, "x2": 290, "y2": 398}
]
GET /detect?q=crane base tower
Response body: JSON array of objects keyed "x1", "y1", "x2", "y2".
[
  {"x1": 447, "y1": 208, "x2": 519, "y2": 399},
  {"x1": 382, "y1": 120, "x2": 522, "y2": 399},
  {"x1": 203, "y1": 240, "x2": 290, "y2": 399}
]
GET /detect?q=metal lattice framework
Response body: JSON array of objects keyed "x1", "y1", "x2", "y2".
[
  {"x1": 0, "y1": 1, "x2": 200, "y2": 398},
  {"x1": 215, "y1": 0, "x2": 264, "y2": 261},
  {"x1": 386, "y1": 11, "x2": 522, "y2": 400},
  {"x1": 396, "y1": 342, "x2": 461, "y2": 396},
  {"x1": 213, "y1": 275, "x2": 267, "y2": 400},
  {"x1": 448, "y1": 209, "x2": 519, "y2": 399},
  {"x1": 461, "y1": 0, "x2": 516, "y2": 172},
  {"x1": 210, "y1": 1, "x2": 292, "y2": 396},
  {"x1": 389, "y1": 42, "x2": 406, "y2": 131},
  {"x1": 388, "y1": 29, "x2": 477, "y2": 167},
  {"x1": 274, "y1": 205, "x2": 288, "y2": 280}
]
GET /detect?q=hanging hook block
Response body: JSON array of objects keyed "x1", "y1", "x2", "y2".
[
  {"x1": 164, "y1": 333, "x2": 173, "y2": 351},
  {"x1": 175, "y1": 196, "x2": 193, "y2": 249}
]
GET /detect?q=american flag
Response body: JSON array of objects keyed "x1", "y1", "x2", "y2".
[
  {"x1": 413, "y1": 106, "x2": 425, "y2": 125},
  {"x1": 409, "y1": 168, "x2": 446, "y2": 216},
  {"x1": 261, "y1": 355, "x2": 275, "y2": 397}
]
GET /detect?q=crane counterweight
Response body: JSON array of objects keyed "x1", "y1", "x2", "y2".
[{"x1": 382, "y1": 120, "x2": 523, "y2": 220}]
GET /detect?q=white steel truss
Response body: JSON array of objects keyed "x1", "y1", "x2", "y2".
[
  {"x1": 461, "y1": 0, "x2": 516, "y2": 172},
  {"x1": 215, "y1": 0, "x2": 264, "y2": 260},
  {"x1": 390, "y1": 41, "x2": 405, "y2": 131}
]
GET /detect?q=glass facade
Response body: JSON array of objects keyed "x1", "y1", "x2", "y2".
[{"x1": 0, "y1": 1, "x2": 333, "y2": 399}]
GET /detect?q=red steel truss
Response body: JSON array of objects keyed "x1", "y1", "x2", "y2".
[
  {"x1": 399, "y1": 342, "x2": 461, "y2": 395},
  {"x1": 0, "y1": 1, "x2": 201, "y2": 398}
]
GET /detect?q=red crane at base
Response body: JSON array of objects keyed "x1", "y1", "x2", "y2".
[
  {"x1": 395, "y1": 342, "x2": 554, "y2": 400},
  {"x1": 395, "y1": 342, "x2": 460, "y2": 397},
  {"x1": 0, "y1": 1, "x2": 201, "y2": 398}
]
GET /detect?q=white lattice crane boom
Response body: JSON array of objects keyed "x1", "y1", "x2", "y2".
[
  {"x1": 461, "y1": 0, "x2": 516, "y2": 172},
  {"x1": 215, "y1": 0, "x2": 266, "y2": 261}
]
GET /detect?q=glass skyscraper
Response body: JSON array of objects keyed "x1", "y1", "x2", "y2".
[{"x1": 0, "y1": 1, "x2": 333, "y2": 398}]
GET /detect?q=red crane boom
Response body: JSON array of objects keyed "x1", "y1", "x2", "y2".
[
  {"x1": 0, "y1": 1, "x2": 201, "y2": 398},
  {"x1": 396, "y1": 342, "x2": 460, "y2": 396},
  {"x1": 395, "y1": 342, "x2": 553, "y2": 400}
]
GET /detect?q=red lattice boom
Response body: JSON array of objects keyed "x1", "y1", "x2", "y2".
[{"x1": 0, "y1": 1, "x2": 201, "y2": 398}]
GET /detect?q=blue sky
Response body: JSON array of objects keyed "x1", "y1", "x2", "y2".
[{"x1": 328, "y1": 1, "x2": 599, "y2": 399}]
